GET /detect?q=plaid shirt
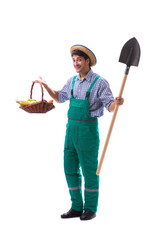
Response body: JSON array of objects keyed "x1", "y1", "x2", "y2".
[{"x1": 58, "y1": 69, "x2": 114, "y2": 117}]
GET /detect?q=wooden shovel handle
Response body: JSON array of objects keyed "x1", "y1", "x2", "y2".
[{"x1": 96, "y1": 68, "x2": 129, "y2": 175}]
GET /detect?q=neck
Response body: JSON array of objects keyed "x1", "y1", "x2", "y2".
[{"x1": 80, "y1": 69, "x2": 90, "y2": 78}]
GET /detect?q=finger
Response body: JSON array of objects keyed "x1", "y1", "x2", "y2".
[
  {"x1": 115, "y1": 97, "x2": 121, "y2": 101},
  {"x1": 119, "y1": 99, "x2": 124, "y2": 105}
]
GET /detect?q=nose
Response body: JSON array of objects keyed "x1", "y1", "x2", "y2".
[
  {"x1": 74, "y1": 60, "x2": 78, "y2": 65},
  {"x1": 73, "y1": 60, "x2": 79, "y2": 68}
]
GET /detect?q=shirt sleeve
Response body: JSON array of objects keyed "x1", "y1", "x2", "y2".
[
  {"x1": 97, "y1": 78, "x2": 115, "y2": 111},
  {"x1": 58, "y1": 77, "x2": 73, "y2": 103}
]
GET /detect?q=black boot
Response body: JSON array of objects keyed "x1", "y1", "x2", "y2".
[
  {"x1": 61, "y1": 209, "x2": 83, "y2": 219},
  {"x1": 80, "y1": 210, "x2": 96, "y2": 220}
]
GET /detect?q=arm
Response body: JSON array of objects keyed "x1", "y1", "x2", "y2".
[
  {"x1": 97, "y1": 77, "x2": 124, "y2": 112},
  {"x1": 34, "y1": 77, "x2": 60, "y2": 103},
  {"x1": 43, "y1": 84, "x2": 59, "y2": 103}
]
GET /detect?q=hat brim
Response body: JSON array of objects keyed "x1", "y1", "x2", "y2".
[{"x1": 70, "y1": 45, "x2": 97, "y2": 66}]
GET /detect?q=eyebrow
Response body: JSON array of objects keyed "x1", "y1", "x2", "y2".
[{"x1": 72, "y1": 56, "x2": 82, "y2": 60}]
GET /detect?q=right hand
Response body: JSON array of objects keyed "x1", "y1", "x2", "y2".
[{"x1": 34, "y1": 76, "x2": 47, "y2": 88}]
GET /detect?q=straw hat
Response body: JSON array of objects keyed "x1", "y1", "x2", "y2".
[{"x1": 70, "y1": 44, "x2": 97, "y2": 66}]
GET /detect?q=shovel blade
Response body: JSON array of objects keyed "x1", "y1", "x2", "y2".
[{"x1": 119, "y1": 37, "x2": 141, "y2": 67}]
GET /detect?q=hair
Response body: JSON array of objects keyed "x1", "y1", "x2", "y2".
[{"x1": 71, "y1": 49, "x2": 91, "y2": 66}]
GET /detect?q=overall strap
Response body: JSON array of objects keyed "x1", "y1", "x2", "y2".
[
  {"x1": 71, "y1": 75, "x2": 77, "y2": 97},
  {"x1": 86, "y1": 75, "x2": 100, "y2": 98}
]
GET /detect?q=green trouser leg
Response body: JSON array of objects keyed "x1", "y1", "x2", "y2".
[
  {"x1": 64, "y1": 147, "x2": 83, "y2": 212},
  {"x1": 77, "y1": 148, "x2": 99, "y2": 213}
]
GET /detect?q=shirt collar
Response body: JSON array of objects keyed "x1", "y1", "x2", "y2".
[{"x1": 77, "y1": 69, "x2": 93, "y2": 82}]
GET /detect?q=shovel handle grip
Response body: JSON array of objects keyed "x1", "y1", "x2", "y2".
[{"x1": 96, "y1": 69, "x2": 129, "y2": 175}]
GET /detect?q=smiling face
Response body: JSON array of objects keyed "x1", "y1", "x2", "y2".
[{"x1": 72, "y1": 55, "x2": 90, "y2": 77}]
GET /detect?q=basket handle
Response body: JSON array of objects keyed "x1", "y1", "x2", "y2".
[{"x1": 30, "y1": 81, "x2": 44, "y2": 102}]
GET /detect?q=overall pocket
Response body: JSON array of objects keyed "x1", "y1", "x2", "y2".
[{"x1": 77, "y1": 125, "x2": 99, "y2": 152}]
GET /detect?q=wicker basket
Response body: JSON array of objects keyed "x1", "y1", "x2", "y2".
[{"x1": 20, "y1": 81, "x2": 55, "y2": 113}]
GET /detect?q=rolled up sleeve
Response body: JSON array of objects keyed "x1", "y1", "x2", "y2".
[{"x1": 98, "y1": 79, "x2": 114, "y2": 111}]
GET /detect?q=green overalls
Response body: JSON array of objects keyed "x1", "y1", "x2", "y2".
[{"x1": 64, "y1": 75, "x2": 100, "y2": 213}]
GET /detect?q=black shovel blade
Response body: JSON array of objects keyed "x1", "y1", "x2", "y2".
[{"x1": 119, "y1": 37, "x2": 141, "y2": 67}]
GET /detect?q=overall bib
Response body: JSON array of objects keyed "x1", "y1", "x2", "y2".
[{"x1": 64, "y1": 75, "x2": 100, "y2": 213}]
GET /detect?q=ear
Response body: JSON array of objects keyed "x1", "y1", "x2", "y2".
[{"x1": 86, "y1": 58, "x2": 90, "y2": 66}]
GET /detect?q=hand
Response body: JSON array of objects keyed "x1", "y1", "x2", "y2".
[
  {"x1": 115, "y1": 97, "x2": 124, "y2": 105},
  {"x1": 34, "y1": 76, "x2": 47, "y2": 88}
]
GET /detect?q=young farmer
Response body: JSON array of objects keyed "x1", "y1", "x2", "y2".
[{"x1": 35, "y1": 45, "x2": 124, "y2": 220}]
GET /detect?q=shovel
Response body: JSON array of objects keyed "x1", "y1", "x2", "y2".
[{"x1": 96, "y1": 37, "x2": 141, "y2": 175}]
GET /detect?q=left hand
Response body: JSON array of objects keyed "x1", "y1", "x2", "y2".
[{"x1": 115, "y1": 97, "x2": 124, "y2": 105}]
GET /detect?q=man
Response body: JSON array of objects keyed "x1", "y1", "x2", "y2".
[{"x1": 35, "y1": 45, "x2": 124, "y2": 220}]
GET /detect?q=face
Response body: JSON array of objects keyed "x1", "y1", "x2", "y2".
[{"x1": 72, "y1": 55, "x2": 90, "y2": 75}]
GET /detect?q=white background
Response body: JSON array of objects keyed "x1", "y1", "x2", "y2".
[{"x1": 0, "y1": 0, "x2": 160, "y2": 239}]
